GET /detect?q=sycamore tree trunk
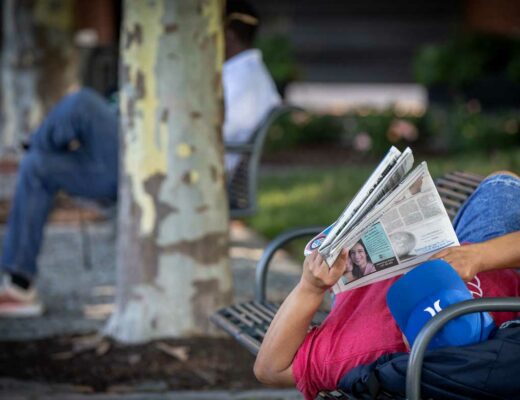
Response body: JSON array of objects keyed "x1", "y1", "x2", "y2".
[
  {"x1": 1, "y1": 0, "x2": 75, "y2": 155},
  {"x1": 105, "y1": 0, "x2": 232, "y2": 343}
]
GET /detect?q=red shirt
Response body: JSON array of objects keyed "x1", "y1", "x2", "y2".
[{"x1": 292, "y1": 270, "x2": 520, "y2": 400}]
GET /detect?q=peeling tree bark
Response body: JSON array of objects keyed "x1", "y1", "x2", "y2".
[
  {"x1": 105, "y1": 0, "x2": 232, "y2": 343},
  {"x1": 0, "y1": 0, "x2": 75, "y2": 155}
]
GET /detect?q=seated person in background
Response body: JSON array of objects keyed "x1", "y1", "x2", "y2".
[
  {"x1": 254, "y1": 172, "x2": 520, "y2": 400},
  {"x1": 0, "y1": 86, "x2": 119, "y2": 317},
  {"x1": 0, "y1": 0, "x2": 280, "y2": 317},
  {"x1": 223, "y1": 0, "x2": 281, "y2": 175}
]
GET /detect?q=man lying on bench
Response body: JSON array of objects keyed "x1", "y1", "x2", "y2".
[{"x1": 254, "y1": 172, "x2": 520, "y2": 400}]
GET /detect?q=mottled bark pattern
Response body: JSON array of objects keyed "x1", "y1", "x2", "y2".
[
  {"x1": 192, "y1": 279, "x2": 228, "y2": 332},
  {"x1": 162, "y1": 232, "x2": 228, "y2": 265},
  {"x1": 106, "y1": 0, "x2": 232, "y2": 343}
]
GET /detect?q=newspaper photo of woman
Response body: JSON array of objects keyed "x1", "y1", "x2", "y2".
[{"x1": 349, "y1": 241, "x2": 376, "y2": 278}]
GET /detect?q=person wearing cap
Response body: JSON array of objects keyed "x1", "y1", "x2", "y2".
[
  {"x1": 254, "y1": 172, "x2": 520, "y2": 400},
  {"x1": 0, "y1": 0, "x2": 280, "y2": 317}
]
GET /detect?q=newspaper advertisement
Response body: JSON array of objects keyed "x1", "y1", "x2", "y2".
[{"x1": 329, "y1": 162, "x2": 459, "y2": 293}]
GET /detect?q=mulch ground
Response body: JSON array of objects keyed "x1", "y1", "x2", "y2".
[{"x1": 0, "y1": 334, "x2": 262, "y2": 392}]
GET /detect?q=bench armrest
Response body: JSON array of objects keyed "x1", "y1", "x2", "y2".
[
  {"x1": 407, "y1": 297, "x2": 520, "y2": 400},
  {"x1": 255, "y1": 226, "x2": 325, "y2": 302}
]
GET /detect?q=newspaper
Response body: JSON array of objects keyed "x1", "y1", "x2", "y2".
[{"x1": 304, "y1": 148, "x2": 459, "y2": 294}]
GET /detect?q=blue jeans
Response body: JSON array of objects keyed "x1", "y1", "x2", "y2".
[
  {"x1": 453, "y1": 173, "x2": 520, "y2": 243},
  {"x1": 1, "y1": 151, "x2": 117, "y2": 279},
  {"x1": 2, "y1": 89, "x2": 118, "y2": 279}
]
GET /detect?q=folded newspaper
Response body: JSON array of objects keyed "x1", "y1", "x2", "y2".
[{"x1": 304, "y1": 146, "x2": 459, "y2": 294}]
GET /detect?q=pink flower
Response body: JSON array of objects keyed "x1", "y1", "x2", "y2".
[
  {"x1": 353, "y1": 132, "x2": 372, "y2": 151},
  {"x1": 387, "y1": 119, "x2": 418, "y2": 143}
]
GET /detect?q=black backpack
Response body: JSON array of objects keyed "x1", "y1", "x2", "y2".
[{"x1": 338, "y1": 321, "x2": 520, "y2": 400}]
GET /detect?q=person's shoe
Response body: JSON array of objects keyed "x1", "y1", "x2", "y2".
[{"x1": 0, "y1": 274, "x2": 43, "y2": 317}]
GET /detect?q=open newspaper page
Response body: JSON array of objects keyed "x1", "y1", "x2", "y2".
[
  {"x1": 315, "y1": 146, "x2": 403, "y2": 257},
  {"x1": 330, "y1": 162, "x2": 459, "y2": 294},
  {"x1": 320, "y1": 147, "x2": 414, "y2": 265}
]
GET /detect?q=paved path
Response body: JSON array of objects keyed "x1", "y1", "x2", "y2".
[
  {"x1": 0, "y1": 378, "x2": 303, "y2": 400},
  {"x1": 0, "y1": 219, "x2": 301, "y2": 340}
]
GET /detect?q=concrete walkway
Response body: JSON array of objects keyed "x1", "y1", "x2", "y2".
[
  {"x1": 0, "y1": 219, "x2": 302, "y2": 340},
  {"x1": 0, "y1": 378, "x2": 303, "y2": 400}
]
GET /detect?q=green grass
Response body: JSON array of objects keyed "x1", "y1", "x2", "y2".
[{"x1": 248, "y1": 148, "x2": 520, "y2": 241}]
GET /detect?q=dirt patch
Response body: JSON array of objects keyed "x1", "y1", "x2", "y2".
[{"x1": 0, "y1": 334, "x2": 262, "y2": 392}]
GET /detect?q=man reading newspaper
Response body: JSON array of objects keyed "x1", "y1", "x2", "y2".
[{"x1": 254, "y1": 151, "x2": 520, "y2": 400}]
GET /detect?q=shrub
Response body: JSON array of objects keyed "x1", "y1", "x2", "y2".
[
  {"x1": 263, "y1": 105, "x2": 520, "y2": 158},
  {"x1": 414, "y1": 33, "x2": 520, "y2": 88}
]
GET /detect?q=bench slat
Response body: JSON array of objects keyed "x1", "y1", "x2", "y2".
[
  {"x1": 436, "y1": 186, "x2": 470, "y2": 202},
  {"x1": 446, "y1": 209, "x2": 457, "y2": 220},
  {"x1": 235, "y1": 303, "x2": 264, "y2": 325},
  {"x1": 242, "y1": 302, "x2": 273, "y2": 322},
  {"x1": 447, "y1": 171, "x2": 484, "y2": 184},
  {"x1": 228, "y1": 305, "x2": 257, "y2": 328},
  {"x1": 438, "y1": 175, "x2": 480, "y2": 191},
  {"x1": 441, "y1": 196, "x2": 464, "y2": 209},
  {"x1": 252, "y1": 301, "x2": 277, "y2": 318},
  {"x1": 435, "y1": 178, "x2": 476, "y2": 194}
]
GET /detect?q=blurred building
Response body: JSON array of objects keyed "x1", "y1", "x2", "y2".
[
  {"x1": 2, "y1": 0, "x2": 519, "y2": 113},
  {"x1": 255, "y1": 0, "x2": 520, "y2": 112}
]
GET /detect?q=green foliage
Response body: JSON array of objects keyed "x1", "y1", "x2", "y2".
[
  {"x1": 256, "y1": 34, "x2": 300, "y2": 85},
  {"x1": 264, "y1": 108, "x2": 427, "y2": 157},
  {"x1": 264, "y1": 112, "x2": 344, "y2": 153},
  {"x1": 264, "y1": 105, "x2": 519, "y2": 158},
  {"x1": 507, "y1": 48, "x2": 520, "y2": 83},
  {"x1": 414, "y1": 42, "x2": 484, "y2": 87},
  {"x1": 343, "y1": 110, "x2": 425, "y2": 156},
  {"x1": 249, "y1": 166, "x2": 373, "y2": 239},
  {"x1": 248, "y1": 149, "x2": 520, "y2": 241},
  {"x1": 413, "y1": 34, "x2": 520, "y2": 88},
  {"x1": 425, "y1": 104, "x2": 520, "y2": 152}
]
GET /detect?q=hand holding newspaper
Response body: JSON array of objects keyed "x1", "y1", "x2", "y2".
[{"x1": 304, "y1": 147, "x2": 459, "y2": 294}]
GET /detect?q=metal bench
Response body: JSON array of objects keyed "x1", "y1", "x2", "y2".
[
  {"x1": 211, "y1": 170, "x2": 489, "y2": 399},
  {"x1": 228, "y1": 105, "x2": 301, "y2": 219}
]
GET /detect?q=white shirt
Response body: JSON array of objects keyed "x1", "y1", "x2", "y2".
[{"x1": 223, "y1": 49, "x2": 281, "y2": 174}]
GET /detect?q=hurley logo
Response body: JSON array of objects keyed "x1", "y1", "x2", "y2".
[
  {"x1": 467, "y1": 275, "x2": 483, "y2": 298},
  {"x1": 424, "y1": 299, "x2": 442, "y2": 317}
]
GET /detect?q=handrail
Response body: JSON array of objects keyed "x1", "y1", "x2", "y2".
[{"x1": 255, "y1": 226, "x2": 324, "y2": 302}]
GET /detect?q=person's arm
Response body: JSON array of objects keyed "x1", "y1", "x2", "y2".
[
  {"x1": 431, "y1": 231, "x2": 520, "y2": 281},
  {"x1": 254, "y1": 249, "x2": 348, "y2": 386}
]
